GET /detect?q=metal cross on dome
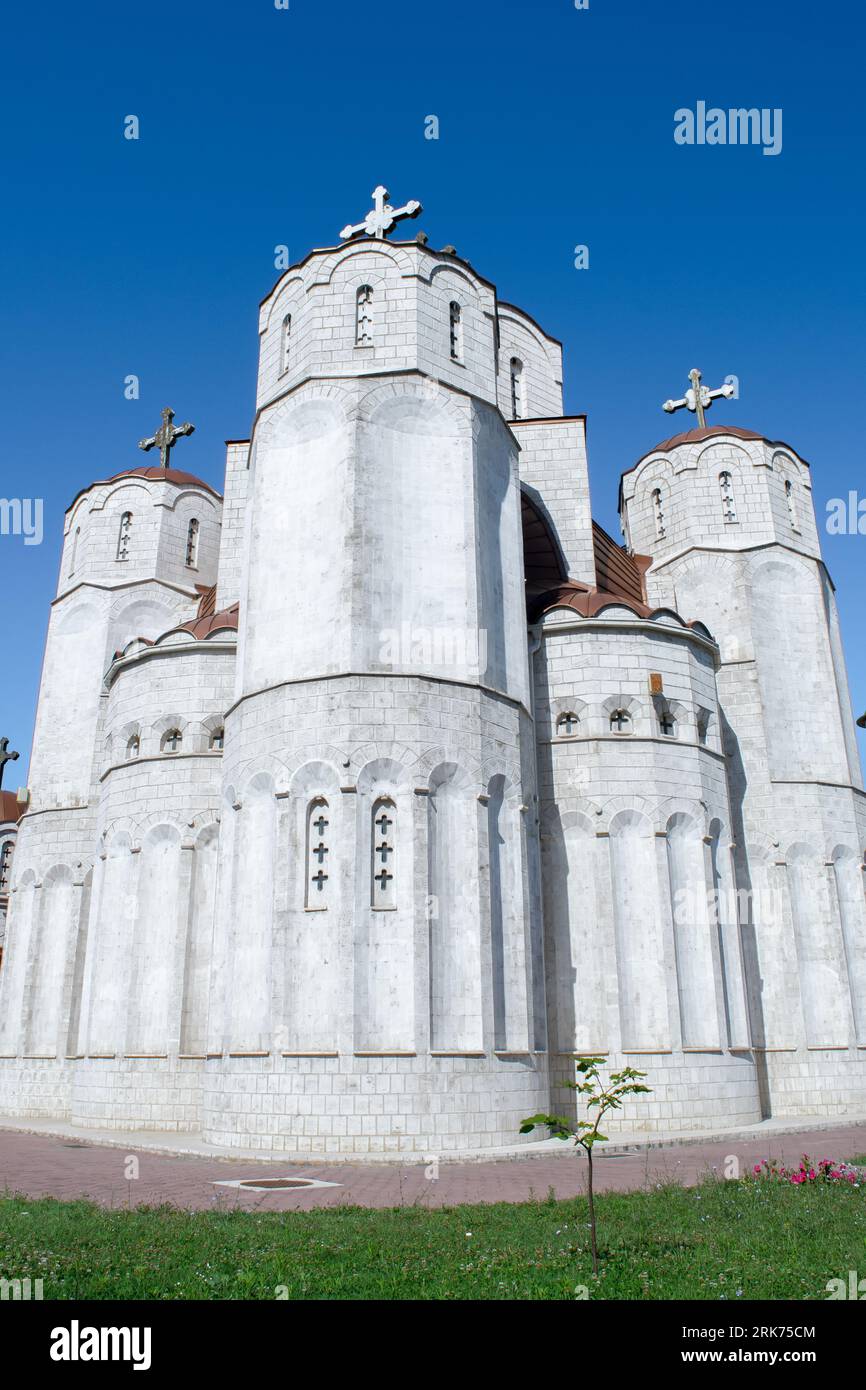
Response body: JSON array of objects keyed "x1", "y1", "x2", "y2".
[
  {"x1": 340, "y1": 186, "x2": 422, "y2": 242},
  {"x1": 0, "y1": 738, "x2": 19, "y2": 793},
  {"x1": 138, "y1": 407, "x2": 195, "y2": 470},
  {"x1": 662, "y1": 368, "x2": 735, "y2": 430}
]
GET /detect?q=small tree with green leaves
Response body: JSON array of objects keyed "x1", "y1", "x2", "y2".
[{"x1": 520, "y1": 1057, "x2": 651, "y2": 1275}]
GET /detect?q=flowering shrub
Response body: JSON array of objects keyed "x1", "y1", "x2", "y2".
[{"x1": 750, "y1": 1155, "x2": 860, "y2": 1186}]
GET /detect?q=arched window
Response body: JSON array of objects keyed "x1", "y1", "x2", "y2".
[
  {"x1": 785, "y1": 478, "x2": 799, "y2": 531},
  {"x1": 696, "y1": 708, "x2": 711, "y2": 746},
  {"x1": 371, "y1": 798, "x2": 396, "y2": 909},
  {"x1": 610, "y1": 708, "x2": 632, "y2": 735},
  {"x1": 719, "y1": 472, "x2": 737, "y2": 524},
  {"x1": 305, "y1": 798, "x2": 330, "y2": 909},
  {"x1": 126, "y1": 734, "x2": 140, "y2": 760},
  {"x1": 209, "y1": 727, "x2": 224, "y2": 751},
  {"x1": 185, "y1": 518, "x2": 200, "y2": 568},
  {"x1": 280, "y1": 313, "x2": 292, "y2": 374},
  {"x1": 651, "y1": 488, "x2": 666, "y2": 539},
  {"x1": 658, "y1": 708, "x2": 677, "y2": 738},
  {"x1": 449, "y1": 301, "x2": 463, "y2": 361},
  {"x1": 161, "y1": 729, "x2": 182, "y2": 754},
  {"x1": 510, "y1": 357, "x2": 525, "y2": 420},
  {"x1": 0, "y1": 841, "x2": 13, "y2": 892},
  {"x1": 356, "y1": 285, "x2": 373, "y2": 346},
  {"x1": 556, "y1": 711, "x2": 579, "y2": 738},
  {"x1": 70, "y1": 525, "x2": 81, "y2": 576},
  {"x1": 116, "y1": 512, "x2": 133, "y2": 561}
]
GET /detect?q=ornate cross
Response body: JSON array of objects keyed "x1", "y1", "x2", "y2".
[
  {"x1": 375, "y1": 811, "x2": 393, "y2": 836},
  {"x1": 374, "y1": 867, "x2": 394, "y2": 894},
  {"x1": 312, "y1": 812, "x2": 329, "y2": 838},
  {"x1": 0, "y1": 738, "x2": 19, "y2": 792},
  {"x1": 663, "y1": 368, "x2": 734, "y2": 430},
  {"x1": 311, "y1": 869, "x2": 328, "y2": 892},
  {"x1": 311, "y1": 842, "x2": 329, "y2": 864},
  {"x1": 340, "y1": 186, "x2": 422, "y2": 242},
  {"x1": 138, "y1": 407, "x2": 195, "y2": 470}
]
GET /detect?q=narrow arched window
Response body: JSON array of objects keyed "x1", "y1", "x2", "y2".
[
  {"x1": 126, "y1": 734, "x2": 140, "y2": 760},
  {"x1": 185, "y1": 518, "x2": 200, "y2": 568},
  {"x1": 510, "y1": 357, "x2": 525, "y2": 420},
  {"x1": 449, "y1": 301, "x2": 463, "y2": 361},
  {"x1": 0, "y1": 841, "x2": 13, "y2": 892},
  {"x1": 161, "y1": 728, "x2": 182, "y2": 754},
  {"x1": 371, "y1": 798, "x2": 396, "y2": 909},
  {"x1": 719, "y1": 472, "x2": 737, "y2": 523},
  {"x1": 610, "y1": 708, "x2": 632, "y2": 735},
  {"x1": 696, "y1": 709, "x2": 711, "y2": 746},
  {"x1": 556, "y1": 711, "x2": 579, "y2": 738},
  {"x1": 209, "y1": 727, "x2": 224, "y2": 751},
  {"x1": 658, "y1": 708, "x2": 677, "y2": 738},
  {"x1": 651, "y1": 488, "x2": 666, "y2": 539},
  {"x1": 70, "y1": 526, "x2": 81, "y2": 576},
  {"x1": 356, "y1": 285, "x2": 373, "y2": 346},
  {"x1": 116, "y1": 512, "x2": 133, "y2": 561},
  {"x1": 306, "y1": 798, "x2": 330, "y2": 909},
  {"x1": 785, "y1": 479, "x2": 799, "y2": 531},
  {"x1": 280, "y1": 313, "x2": 292, "y2": 374}
]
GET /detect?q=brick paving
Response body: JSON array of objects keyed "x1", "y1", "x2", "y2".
[{"x1": 2, "y1": 1123, "x2": 865, "y2": 1212}]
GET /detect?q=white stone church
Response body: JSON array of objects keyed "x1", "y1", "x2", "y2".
[{"x1": 2, "y1": 190, "x2": 865, "y2": 1154}]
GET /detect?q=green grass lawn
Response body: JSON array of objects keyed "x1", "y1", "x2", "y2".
[{"x1": 1, "y1": 1177, "x2": 863, "y2": 1300}]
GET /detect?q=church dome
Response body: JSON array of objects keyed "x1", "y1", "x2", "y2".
[
  {"x1": 625, "y1": 424, "x2": 809, "y2": 474},
  {"x1": 107, "y1": 466, "x2": 222, "y2": 497}
]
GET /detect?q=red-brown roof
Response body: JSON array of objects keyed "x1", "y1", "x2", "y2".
[
  {"x1": 67, "y1": 467, "x2": 223, "y2": 513},
  {"x1": 195, "y1": 584, "x2": 217, "y2": 619},
  {"x1": 622, "y1": 425, "x2": 809, "y2": 480},
  {"x1": 649, "y1": 424, "x2": 763, "y2": 453},
  {"x1": 173, "y1": 603, "x2": 239, "y2": 641},
  {"x1": 592, "y1": 521, "x2": 649, "y2": 606},
  {"x1": 0, "y1": 791, "x2": 23, "y2": 825},
  {"x1": 528, "y1": 581, "x2": 709, "y2": 634},
  {"x1": 108, "y1": 466, "x2": 221, "y2": 493}
]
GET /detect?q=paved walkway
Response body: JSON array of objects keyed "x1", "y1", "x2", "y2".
[{"x1": 2, "y1": 1122, "x2": 865, "y2": 1211}]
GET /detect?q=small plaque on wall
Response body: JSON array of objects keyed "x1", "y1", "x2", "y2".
[{"x1": 649, "y1": 673, "x2": 664, "y2": 695}]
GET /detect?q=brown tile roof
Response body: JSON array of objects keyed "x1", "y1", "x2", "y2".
[{"x1": 0, "y1": 791, "x2": 23, "y2": 824}]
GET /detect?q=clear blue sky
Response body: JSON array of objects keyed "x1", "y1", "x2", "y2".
[{"x1": 1, "y1": 0, "x2": 864, "y2": 772}]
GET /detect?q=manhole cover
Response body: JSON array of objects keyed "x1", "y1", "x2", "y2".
[
  {"x1": 213, "y1": 1175, "x2": 341, "y2": 1193},
  {"x1": 239, "y1": 1178, "x2": 317, "y2": 1190}
]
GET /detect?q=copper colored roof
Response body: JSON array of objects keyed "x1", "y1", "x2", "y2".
[
  {"x1": 529, "y1": 581, "x2": 708, "y2": 633},
  {"x1": 195, "y1": 584, "x2": 217, "y2": 619},
  {"x1": 173, "y1": 603, "x2": 239, "y2": 641},
  {"x1": 67, "y1": 467, "x2": 223, "y2": 513},
  {"x1": 649, "y1": 424, "x2": 763, "y2": 453},
  {"x1": 622, "y1": 425, "x2": 810, "y2": 480},
  {"x1": 108, "y1": 466, "x2": 221, "y2": 493},
  {"x1": 0, "y1": 791, "x2": 23, "y2": 825},
  {"x1": 592, "y1": 522, "x2": 649, "y2": 606}
]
